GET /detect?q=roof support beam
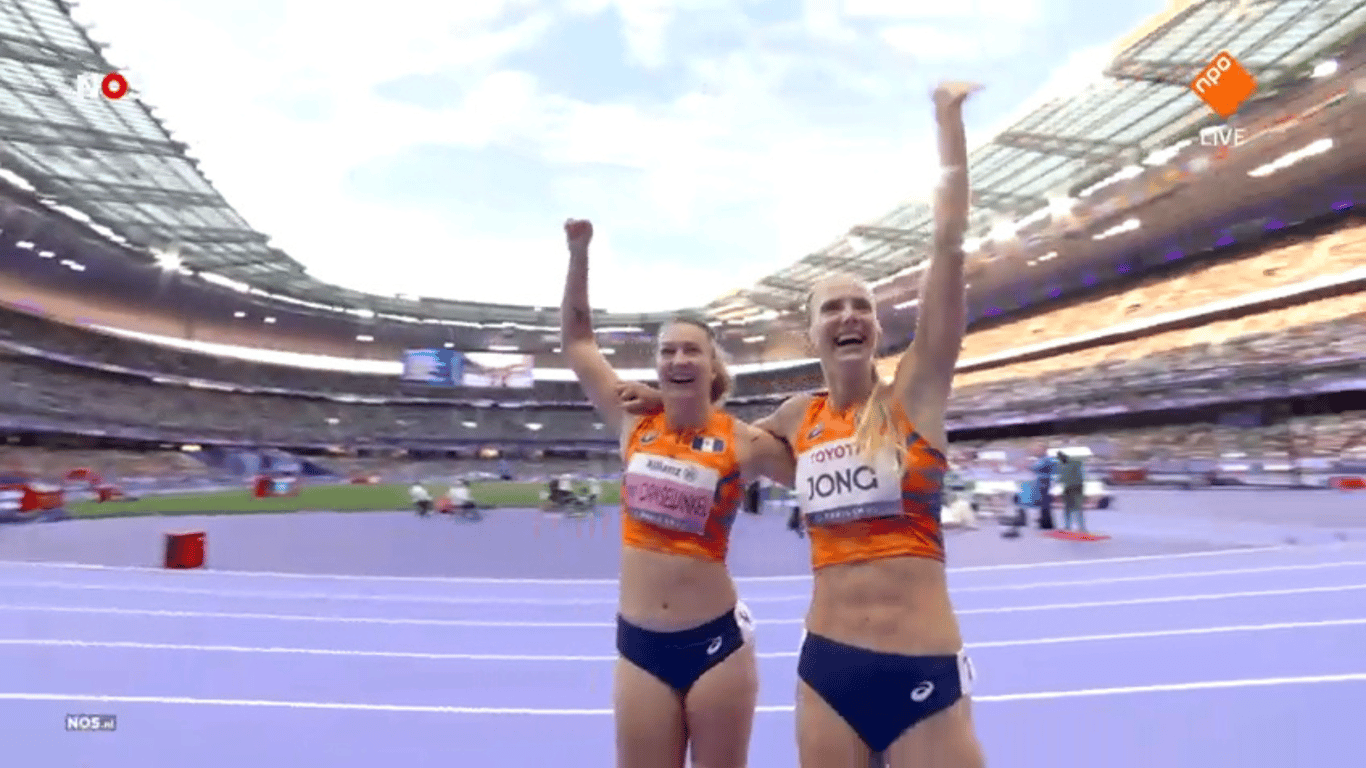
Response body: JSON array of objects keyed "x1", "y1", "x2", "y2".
[
  {"x1": 744, "y1": 291, "x2": 798, "y2": 311},
  {"x1": 993, "y1": 131, "x2": 1131, "y2": 163},
  {"x1": 39, "y1": 177, "x2": 224, "y2": 208},
  {"x1": 0, "y1": 116, "x2": 187, "y2": 156},
  {"x1": 972, "y1": 188, "x2": 1047, "y2": 215},
  {"x1": 129, "y1": 225, "x2": 269, "y2": 245},
  {"x1": 802, "y1": 253, "x2": 883, "y2": 278},
  {"x1": 1104, "y1": 57, "x2": 1289, "y2": 87},
  {"x1": 758, "y1": 274, "x2": 807, "y2": 294},
  {"x1": 0, "y1": 32, "x2": 105, "y2": 73},
  {"x1": 848, "y1": 225, "x2": 928, "y2": 245}
]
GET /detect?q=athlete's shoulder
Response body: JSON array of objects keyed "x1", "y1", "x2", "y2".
[{"x1": 758, "y1": 392, "x2": 817, "y2": 438}]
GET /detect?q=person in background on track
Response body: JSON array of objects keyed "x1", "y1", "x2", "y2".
[
  {"x1": 447, "y1": 479, "x2": 476, "y2": 513},
  {"x1": 1030, "y1": 447, "x2": 1056, "y2": 530},
  {"x1": 1057, "y1": 452, "x2": 1087, "y2": 533},
  {"x1": 409, "y1": 481, "x2": 432, "y2": 516},
  {"x1": 559, "y1": 217, "x2": 794, "y2": 768},
  {"x1": 618, "y1": 82, "x2": 987, "y2": 767}
]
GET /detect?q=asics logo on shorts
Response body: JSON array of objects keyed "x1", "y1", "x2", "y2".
[
  {"x1": 707, "y1": 636, "x2": 723, "y2": 655},
  {"x1": 910, "y1": 681, "x2": 934, "y2": 702}
]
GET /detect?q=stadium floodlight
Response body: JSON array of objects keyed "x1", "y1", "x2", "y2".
[
  {"x1": 152, "y1": 245, "x2": 182, "y2": 271},
  {"x1": 356, "y1": 335, "x2": 374, "y2": 342},
  {"x1": 233, "y1": 311, "x2": 246, "y2": 318},
  {"x1": 1312, "y1": 60, "x2": 1338, "y2": 78},
  {"x1": 988, "y1": 219, "x2": 1017, "y2": 242}
]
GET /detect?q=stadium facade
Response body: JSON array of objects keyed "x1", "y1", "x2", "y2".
[{"x1": 0, "y1": 0, "x2": 1363, "y2": 478}]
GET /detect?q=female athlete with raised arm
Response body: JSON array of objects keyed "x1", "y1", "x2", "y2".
[
  {"x1": 558, "y1": 218, "x2": 794, "y2": 768},
  {"x1": 619, "y1": 82, "x2": 985, "y2": 767}
]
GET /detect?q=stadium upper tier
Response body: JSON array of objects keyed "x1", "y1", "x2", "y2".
[
  {"x1": 0, "y1": 0, "x2": 1360, "y2": 352},
  {"x1": 2, "y1": 217, "x2": 1362, "y2": 406},
  {"x1": 1, "y1": 292, "x2": 1360, "y2": 447}
]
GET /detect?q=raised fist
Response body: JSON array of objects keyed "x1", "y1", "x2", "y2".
[
  {"x1": 565, "y1": 219, "x2": 594, "y2": 250},
  {"x1": 933, "y1": 81, "x2": 982, "y2": 110}
]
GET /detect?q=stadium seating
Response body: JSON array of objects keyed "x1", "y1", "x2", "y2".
[{"x1": 0, "y1": 223, "x2": 1360, "y2": 481}]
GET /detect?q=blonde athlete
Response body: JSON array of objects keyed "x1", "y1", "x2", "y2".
[
  {"x1": 559, "y1": 219, "x2": 793, "y2": 768},
  {"x1": 620, "y1": 82, "x2": 985, "y2": 767}
]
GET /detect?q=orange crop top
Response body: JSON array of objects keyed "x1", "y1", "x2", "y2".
[
  {"x1": 792, "y1": 392, "x2": 947, "y2": 570},
  {"x1": 620, "y1": 410, "x2": 744, "y2": 563}
]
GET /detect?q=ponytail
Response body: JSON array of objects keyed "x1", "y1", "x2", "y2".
[
  {"x1": 852, "y1": 366, "x2": 907, "y2": 466},
  {"x1": 709, "y1": 352, "x2": 733, "y2": 404}
]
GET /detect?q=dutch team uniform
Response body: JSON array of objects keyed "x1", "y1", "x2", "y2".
[
  {"x1": 615, "y1": 409, "x2": 756, "y2": 694},
  {"x1": 790, "y1": 392, "x2": 977, "y2": 753}
]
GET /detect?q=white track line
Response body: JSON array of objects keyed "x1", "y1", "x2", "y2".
[
  {"x1": 2, "y1": 673, "x2": 1363, "y2": 714},
  {"x1": 0, "y1": 561, "x2": 1359, "y2": 606},
  {"x1": 0, "y1": 583, "x2": 1360, "y2": 627},
  {"x1": 0, "y1": 544, "x2": 1309, "y2": 584},
  {"x1": 1, "y1": 618, "x2": 1360, "y2": 661}
]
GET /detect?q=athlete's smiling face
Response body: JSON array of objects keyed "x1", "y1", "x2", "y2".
[
  {"x1": 808, "y1": 274, "x2": 881, "y2": 366},
  {"x1": 656, "y1": 321, "x2": 715, "y2": 399}
]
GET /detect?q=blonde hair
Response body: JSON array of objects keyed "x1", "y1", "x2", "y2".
[
  {"x1": 806, "y1": 277, "x2": 906, "y2": 464},
  {"x1": 660, "y1": 314, "x2": 733, "y2": 405}
]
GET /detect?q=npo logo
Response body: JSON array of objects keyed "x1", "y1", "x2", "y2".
[{"x1": 1191, "y1": 51, "x2": 1256, "y2": 118}]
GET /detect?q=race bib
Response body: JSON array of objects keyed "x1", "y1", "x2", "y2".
[
  {"x1": 796, "y1": 438, "x2": 902, "y2": 526},
  {"x1": 622, "y1": 453, "x2": 719, "y2": 535}
]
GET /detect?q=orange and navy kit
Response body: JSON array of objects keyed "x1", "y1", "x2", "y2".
[
  {"x1": 619, "y1": 410, "x2": 744, "y2": 562},
  {"x1": 615, "y1": 410, "x2": 753, "y2": 696},
  {"x1": 791, "y1": 392, "x2": 947, "y2": 569}
]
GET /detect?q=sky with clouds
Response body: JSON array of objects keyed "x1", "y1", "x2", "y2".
[{"x1": 70, "y1": 0, "x2": 1167, "y2": 313}]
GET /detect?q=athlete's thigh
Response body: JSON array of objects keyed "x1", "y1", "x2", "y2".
[
  {"x1": 615, "y1": 658, "x2": 688, "y2": 768},
  {"x1": 795, "y1": 679, "x2": 872, "y2": 768},
  {"x1": 685, "y1": 642, "x2": 759, "y2": 768},
  {"x1": 884, "y1": 698, "x2": 986, "y2": 768}
]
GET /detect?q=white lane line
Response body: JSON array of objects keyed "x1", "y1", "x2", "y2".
[
  {"x1": 0, "y1": 544, "x2": 1311, "y2": 585},
  {"x1": 2, "y1": 672, "x2": 1363, "y2": 714},
  {"x1": 0, "y1": 583, "x2": 1361, "y2": 627},
  {"x1": 0, "y1": 561, "x2": 1360, "y2": 606},
  {"x1": 1, "y1": 617, "x2": 1361, "y2": 661}
]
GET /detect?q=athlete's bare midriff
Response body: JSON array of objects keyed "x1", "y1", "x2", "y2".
[
  {"x1": 806, "y1": 555, "x2": 963, "y2": 655},
  {"x1": 619, "y1": 546, "x2": 739, "y2": 632}
]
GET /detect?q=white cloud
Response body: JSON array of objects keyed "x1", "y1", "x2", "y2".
[{"x1": 62, "y1": 0, "x2": 1121, "y2": 315}]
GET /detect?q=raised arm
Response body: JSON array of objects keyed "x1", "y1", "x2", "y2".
[
  {"x1": 893, "y1": 82, "x2": 979, "y2": 425},
  {"x1": 560, "y1": 219, "x2": 631, "y2": 436}
]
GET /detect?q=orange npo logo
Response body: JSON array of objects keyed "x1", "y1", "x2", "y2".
[{"x1": 1190, "y1": 50, "x2": 1256, "y2": 118}]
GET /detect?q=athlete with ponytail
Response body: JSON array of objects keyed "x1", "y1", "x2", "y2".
[
  {"x1": 619, "y1": 82, "x2": 985, "y2": 767},
  {"x1": 559, "y1": 218, "x2": 793, "y2": 768}
]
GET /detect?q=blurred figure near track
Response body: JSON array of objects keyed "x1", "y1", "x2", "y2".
[
  {"x1": 408, "y1": 481, "x2": 432, "y2": 516},
  {"x1": 1030, "y1": 447, "x2": 1056, "y2": 530},
  {"x1": 1057, "y1": 452, "x2": 1087, "y2": 532},
  {"x1": 559, "y1": 218, "x2": 793, "y2": 768}
]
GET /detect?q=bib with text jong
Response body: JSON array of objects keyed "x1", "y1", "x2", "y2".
[{"x1": 796, "y1": 437, "x2": 902, "y2": 526}]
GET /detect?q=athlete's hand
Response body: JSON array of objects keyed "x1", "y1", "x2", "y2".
[
  {"x1": 617, "y1": 381, "x2": 663, "y2": 415},
  {"x1": 565, "y1": 219, "x2": 594, "y2": 252},
  {"x1": 933, "y1": 80, "x2": 982, "y2": 111}
]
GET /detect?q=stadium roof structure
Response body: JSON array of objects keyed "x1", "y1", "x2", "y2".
[
  {"x1": 0, "y1": 0, "x2": 1361, "y2": 330},
  {"x1": 712, "y1": 0, "x2": 1366, "y2": 317}
]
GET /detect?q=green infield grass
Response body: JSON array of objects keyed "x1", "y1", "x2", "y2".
[{"x1": 68, "y1": 481, "x2": 623, "y2": 519}]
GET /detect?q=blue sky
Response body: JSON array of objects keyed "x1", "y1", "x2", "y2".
[{"x1": 73, "y1": 0, "x2": 1167, "y2": 312}]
